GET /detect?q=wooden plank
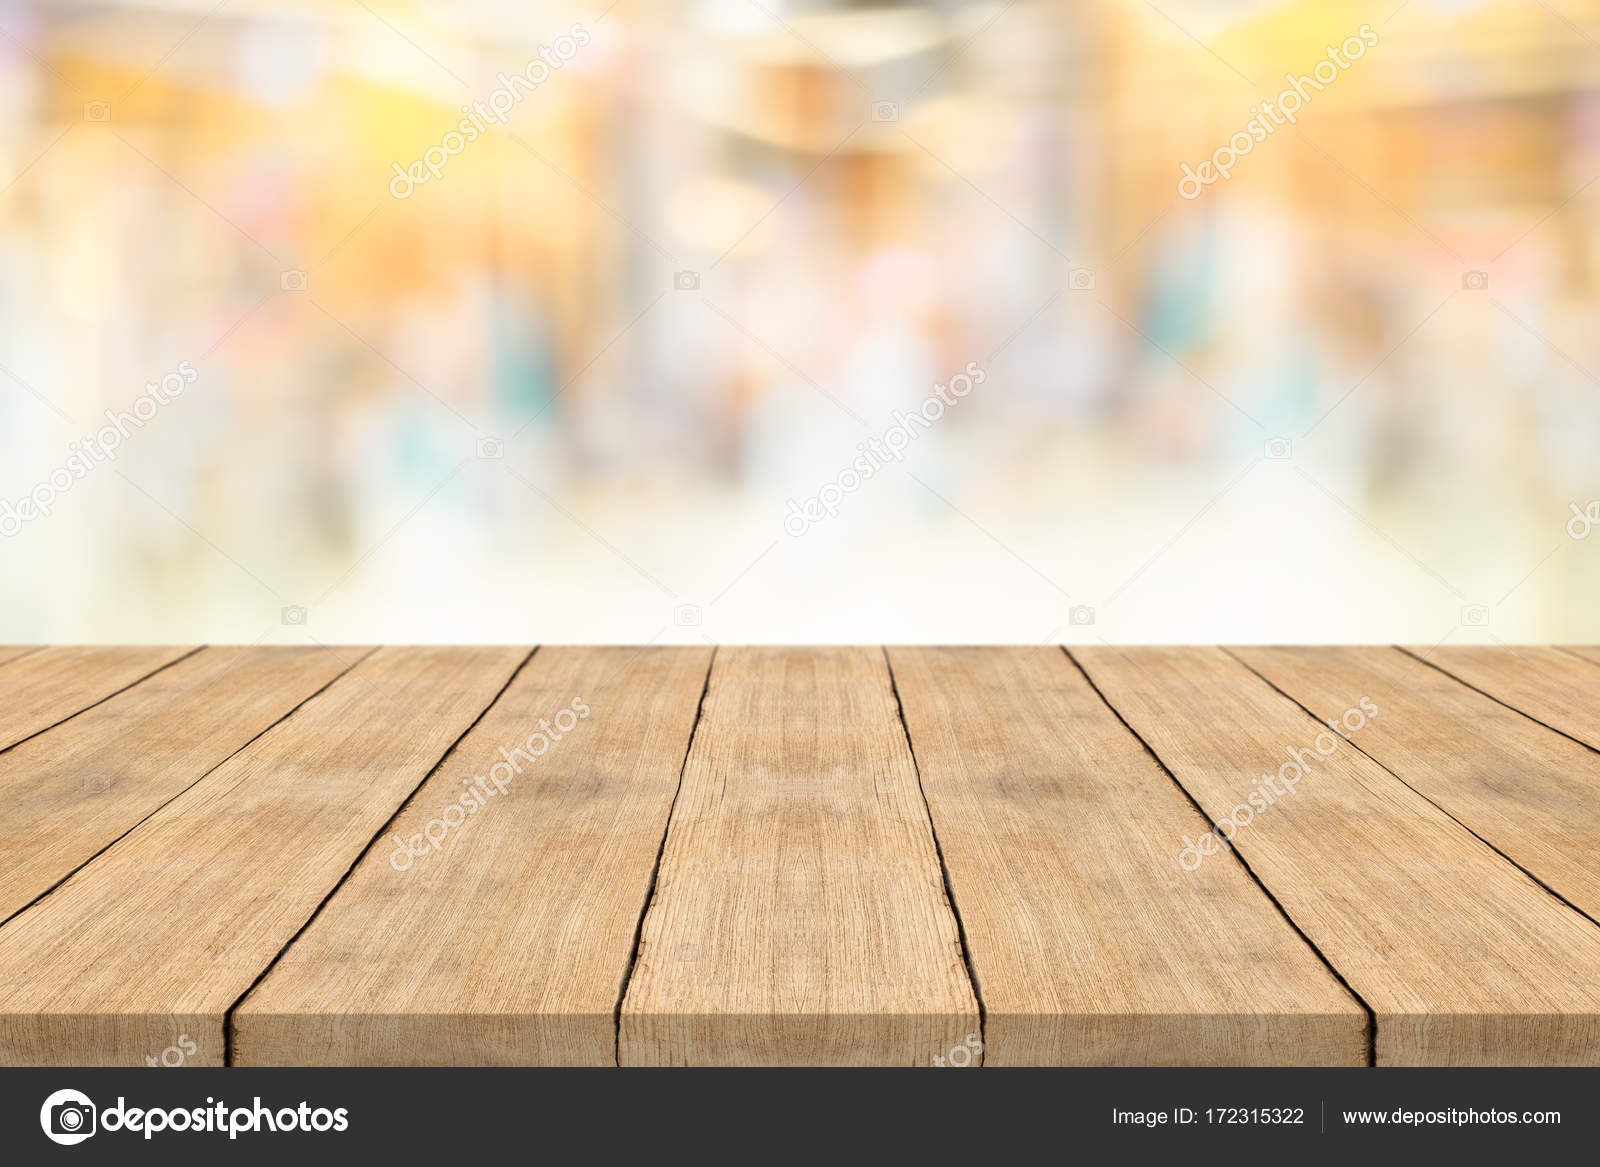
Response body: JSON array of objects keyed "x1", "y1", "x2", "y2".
[
  {"x1": 619, "y1": 647, "x2": 978, "y2": 1065},
  {"x1": 1073, "y1": 646, "x2": 1600, "y2": 1066},
  {"x1": 0, "y1": 646, "x2": 526, "y2": 1067},
  {"x1": 1561, "y1": 646, "x2": 1600, "y2": 667},
  {"x1": 1237, "y1": 646, "x2": 1600, "y2": 922},
  {"x1": 0, "y1": 646, "x2": 194, "y2": 751},
  {"x1": 0, "y1": 646, "x2": 363, "y2": 924},
  {"x1": 232, "y1": 646, "x2": 713, "y2": 1066},
  {"x1": 1392, "y1": 646, "x2": 1600, "y2": 751},
  {"x1": 887, "y1": 647, "x2": 1366, "y2": 1065}
]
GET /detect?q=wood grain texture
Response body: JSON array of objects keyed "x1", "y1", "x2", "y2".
[
  {"x1": 1235, "y1": 646, "x2": 1600, "y2": 923},
  {"x1": 1560, "y1": 646, "x2": 1600, "y2": 667},
  {"x1": 0, "y1": 646, "x2": 525, "y2": 1066},
  {"x1": 1402, "y1": 645, "x2": 1600, "y2": 751},
  {"x1": 887, "y1": 647, "x2": 1366, "y2": 1065},
  {"x1": 0, "y1": 646, "x2": 362, "y2": 924},
  {"x1": 1074, "y1": 646, "x2": 1600, "y2": 1065},
  {"x1": 619, "y1": 647, "x2": 978, "y2": 1066},
  {"x1": 0, "y1": 647, "x2": 42, "y2": 670},
  {"x1": 3, "y1": 644, "x2": 1599, "y2": 1068},
  {"x1": 233, "y1": 647, "x2": 712, "y2": 1066},
  {"x1": 0, "y1": 646, "x2": 194, "y2": 751}
]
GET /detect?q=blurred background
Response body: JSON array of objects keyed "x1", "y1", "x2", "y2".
[{"x1": 1, "y1": 0, "x2": 1598, "y2": 645}]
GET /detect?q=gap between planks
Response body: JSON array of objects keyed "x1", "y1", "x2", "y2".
[
  {"x1": 0, "y1": 646, "x2": 378, "y2": 933},
  {"x1": 1398, "y1": 645, "x2": 1600, "y2": 761},
  {"x1": 1076, "y1": 646, "x2": 1600, "y2": 1065},
  {"x1": 616, "y1": 648, "x2": 979, "y2": 1065},
  {"x1": 1060, "y1": 647, "x2": 1375, "y2": 1064},
  {"x1": 882, "y1": 647, "x2": 988, "y2": 1058},
  {"x1": 0, "y1": 646, "x2": 203, "y2": 756},
  {"x1": 611, "y1": 647, "x2": 717, "y2": 1067},
  {"x1": 1229, "y1": 647, "x2": 1600, "y2": 938},
  {"x1": 0, "y1": 647, "x2": 530, "y2": 1066},
  {"x1": 221, "y1": 647, "x2": 540, "y2": 1064},
  {"x1": 231, "y1": 646, "x2": 715, "y2": 1066}
]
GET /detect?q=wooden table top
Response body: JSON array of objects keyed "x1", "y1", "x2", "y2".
[{"x1": 1, "y1": 645, "x2": 1598, "y2": 1067}]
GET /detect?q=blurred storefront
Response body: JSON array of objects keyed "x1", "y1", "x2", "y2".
[{"x1": 2, "y1": 0, "x2": 1597, "y2": 642}]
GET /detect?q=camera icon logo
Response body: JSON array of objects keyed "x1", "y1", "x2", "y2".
[
  {"x1": 281, "y1": 270, "x2": 308, "y2": 293},
  {"x1": 1069, "y1": 604, "x2": 1096, "y2": 627},
  {"x1": 83, "y1": 101, "x2": 110, "y2": 122},
  {"x1": 1462, "y1": 270, "x2": 1489, "y2": 291},
  {"x1": 1264, "y1": 437, "x2": 1293, "y2": 460},
  {"x1": 871, "y1": 101, "x2": 900, "y2": 122},
  {"x1": 281, "y1": 605, "x2": 309, "y2": 626},
  {"x1": 476, "y1": 436, "x2": 504, "y2": 460},
  {"x1": 1460, "y1": 604, "x2": 1491, "y2": 627},
  {"x1": 674, "y1": 270, "x2": 700, "y2": 291},
  {"x1": 83, "y1": 774, "x2": 112, "y2": 795},
  {"x1": 1069, "y1": 267, "x2": 1096, "y2": 291},
  {"x1": 674, "y1": 604, "x2": 702, "y2": 627},
  {"x1": 40, "y1": 1088, "x2": 97, "y2": 1145}
]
